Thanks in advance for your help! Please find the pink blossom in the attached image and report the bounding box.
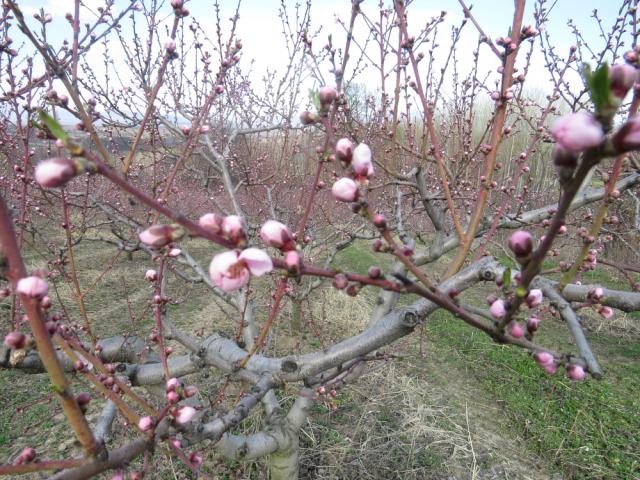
[138,416,153,432]
[175,405,197,424]
[34,158,78,188]
[4,332,27,349]
[208,248,273,292]
[550,112,604,153]
[351,143,374,179]
[508,230,533,258]
[16,276,49,299]
[145,270,157,282]
[598,305,614,319]
[489,299,507,319]
[566,364,586,381]
[543,362,558,375]
[525,289,543,308]
[198,213,223,234]
[331,177,358,202]
[260,220,295,251]
[335,138,354,163]
[168,248,181,257]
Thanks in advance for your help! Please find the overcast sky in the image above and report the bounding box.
[11,1,629,111]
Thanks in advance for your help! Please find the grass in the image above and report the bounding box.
[424,308,640,480]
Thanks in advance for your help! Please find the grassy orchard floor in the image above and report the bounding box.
[0,238,638,479]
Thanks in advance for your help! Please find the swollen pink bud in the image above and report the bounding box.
[76,392,91,406]
[335,138,354,163]
[590,287,604,300]
[34,158,78,188]
[175,405,196,424]
[609,63,637,100]
[170,0,183,8]
[222,215,246,245]
[168,248,181,257]
[526,315,541,332]
[145,270,157,282]
[166,377,180,391]
[166,390,180,404]
[598,305,614,319]
[198,213,223,234]
[509,322,524,338]
[489,299,507,319]
[139,224,178,248]
[284,250,301,274]
[183,385,197,398]
[351,143,374,179]
[138,416,153,432]
[332,273,348,290]
[331,177,358,202]
[566,364,586,381]
[165,40,176,53]
[550,112,604,154]
[4,332,26,349]
[260,220,295,251]
[534,351,554,366]
[189,452,204,467]
[319,86,338,105]
[525,289,543,308]
[508,230,533,258]
[612,115,640,152]
[16,276,49,299]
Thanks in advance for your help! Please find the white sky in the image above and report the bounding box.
[9,1,629,116]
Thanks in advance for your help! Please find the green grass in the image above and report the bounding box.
[425,310,640,480]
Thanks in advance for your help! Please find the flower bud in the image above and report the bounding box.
[16,276,49,299]
[612,115,640,152]
[351,143,374,179]
[332,273,348,290]
[526,315,541,332]
[260,220,295,251]
[4,332,27,350]
[598,305,613,319]
[319,86,338,106]
[509,322,524,338]
[508,230,533,259]
[166,377,180,391]
[145,270,157,281]
[300,111,318,125]
[331,177,358,202]
[367,266,381,278]
[175,405,196,424]
[198,213,224,235]
[166,390,180,404]
[609,63,637,100]
[566,364,586,380]
[335,138,353,164]
[139,224,183,248]
[222,215,246,245]
[138,416,153,432]
[34,158,79,188]
[284,250,301,275]
[525,289,543,308]
[489,299,507,319]
[550,112,604,154]
[190,451,204,467]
